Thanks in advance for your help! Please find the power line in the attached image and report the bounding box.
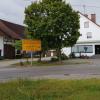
[72,4,100,14]
[72,4,100,8]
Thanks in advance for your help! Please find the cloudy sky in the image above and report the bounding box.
[0,0,100,25]
[0,0,32,25]
[69,0,100,24]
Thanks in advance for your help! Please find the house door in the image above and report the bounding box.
[4,44,15,59]
[95,45,100,54]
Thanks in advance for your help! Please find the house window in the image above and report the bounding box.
[72,45,93,53]
[87,32,92,39]
[78,45,93,53]
[4,36,13,42]
[84,21,89,28]
[16,50,21,55]
[72,45,78,53]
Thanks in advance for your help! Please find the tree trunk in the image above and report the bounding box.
[39,51,42,62]
[57,48,62,62]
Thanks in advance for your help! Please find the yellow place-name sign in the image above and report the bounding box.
[22,39,41,51]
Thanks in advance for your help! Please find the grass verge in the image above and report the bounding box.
[0,79,100,100]
[13,59,91,67]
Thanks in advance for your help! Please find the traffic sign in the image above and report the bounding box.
[22,39,41,51]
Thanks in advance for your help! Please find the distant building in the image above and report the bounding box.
[62,12,100,57]
[0,19,25,59]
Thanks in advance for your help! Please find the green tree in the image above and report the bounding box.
[14,40,22,50]
[24,0,80,61]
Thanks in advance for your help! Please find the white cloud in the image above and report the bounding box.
[0,0,33,25]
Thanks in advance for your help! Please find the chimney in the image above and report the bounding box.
[91,14,96,23]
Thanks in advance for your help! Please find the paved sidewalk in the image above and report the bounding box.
[0,58,38,68]
[0,57,52,68]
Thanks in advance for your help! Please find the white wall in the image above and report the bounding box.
[62,13,100,57]
[0,36,4,56]
[78,13,100,43]
[61,47,71,57]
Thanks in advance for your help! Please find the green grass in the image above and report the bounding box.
[0,79,100,100]
[13,59,91,67]
[14,61,66,67]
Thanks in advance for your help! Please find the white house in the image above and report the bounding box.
[62,12,100,57]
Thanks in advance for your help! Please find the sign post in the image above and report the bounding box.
[22,39,41,66]
[31,52,33,66]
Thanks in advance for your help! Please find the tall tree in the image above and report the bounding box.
[24,0,80,61]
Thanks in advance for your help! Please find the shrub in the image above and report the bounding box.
[0,56,4,60]
[51,57,59,62]
[61,54,68,60]
[15,55,22,59]
[80,55,89,59]
[69,52,76,58]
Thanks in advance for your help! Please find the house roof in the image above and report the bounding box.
[0,19,25,39]
[79,12,100,28]
[0,29,5,36]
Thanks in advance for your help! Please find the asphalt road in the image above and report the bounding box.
[0,59,100,81]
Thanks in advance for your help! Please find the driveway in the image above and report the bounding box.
[0,59,100,81]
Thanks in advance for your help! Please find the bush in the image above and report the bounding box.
[0,56,4,60]
[69,52,76,58]
[61,54,68,60]
[51,57,59,62]
[80,55,89,59]
[15,55,22,59]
